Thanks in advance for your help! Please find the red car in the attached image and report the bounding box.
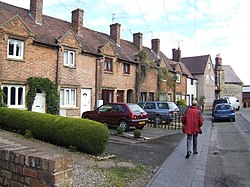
[82,103,148,131]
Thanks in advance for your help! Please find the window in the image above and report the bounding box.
[104,58,113,72]
[124,63,130,74]
[140,92,147,102]
[7,39,24,59]
[64,50,75,67]
[1,85,25,108]
[191,79,194,85]
[208,63,211,70]
[60,88,76,107]
[102,89,113,103]
[206,75,209,85]
[176,73,181,83]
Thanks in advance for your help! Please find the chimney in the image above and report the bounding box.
[172,48,181,62]
[215,54,222,68]
[151,39,160,55]
[71,8,84,35]
[110,23,121,46]
[133,32,143,51]
[30,0,43,25]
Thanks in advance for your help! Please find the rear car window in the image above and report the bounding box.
[128,104,145,113]
[216,104,231,110]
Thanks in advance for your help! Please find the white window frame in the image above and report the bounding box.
[60,88,76,107]
[1,84,25,108]
[64,50,75,67]
[7,39,24,60]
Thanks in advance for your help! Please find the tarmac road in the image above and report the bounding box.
[105,126,184,169]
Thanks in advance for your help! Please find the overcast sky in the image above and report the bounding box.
[2,0,250,85]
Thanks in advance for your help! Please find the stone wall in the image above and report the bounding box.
[0,138,73,187]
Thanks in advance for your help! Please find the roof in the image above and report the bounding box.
[0,2,141,63]
[223,65,242,84]
[181,55,211,74]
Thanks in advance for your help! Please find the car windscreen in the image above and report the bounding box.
[128,104,145,113]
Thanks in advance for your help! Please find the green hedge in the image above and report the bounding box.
[0,107,109,155]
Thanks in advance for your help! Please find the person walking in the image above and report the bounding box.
[181,100,203,158]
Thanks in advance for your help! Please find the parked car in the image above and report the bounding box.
[212,98,229,116]
[221,96,240,111]
[213,103,235,122]
[167,101,180,113]
[138,101,179,125]
[81,103,148,131]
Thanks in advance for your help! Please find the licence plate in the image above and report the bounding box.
[221,114,228,117]
[139,121,145,125]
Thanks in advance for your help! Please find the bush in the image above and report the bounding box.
[0,107,109,155]
[134,129,141,138]
[117,126,124,134]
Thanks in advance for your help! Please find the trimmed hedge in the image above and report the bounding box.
[0,107,109,155]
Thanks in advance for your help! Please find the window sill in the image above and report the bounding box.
[104,71,114,74]
[63,65,76,69]
[6,58,25,62]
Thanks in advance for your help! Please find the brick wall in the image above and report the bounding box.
[0,139,73,187]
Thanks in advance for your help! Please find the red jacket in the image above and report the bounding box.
[181,106,203,135]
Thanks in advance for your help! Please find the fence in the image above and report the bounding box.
[146,106,187,130]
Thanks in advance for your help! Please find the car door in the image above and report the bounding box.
[95,103,112,124]
[109,103,126,126]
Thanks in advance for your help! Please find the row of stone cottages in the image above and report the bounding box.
[0,0,216,117]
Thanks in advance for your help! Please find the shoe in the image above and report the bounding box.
[186,151,191,158]
[194,151,198,154]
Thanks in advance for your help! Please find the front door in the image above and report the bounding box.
[117,90,124,102]
[81,89,91,116]
[32,90,46,113]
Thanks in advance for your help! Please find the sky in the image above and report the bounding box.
[2,0,250,85]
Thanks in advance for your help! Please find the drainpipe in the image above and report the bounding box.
[56,47,60,84]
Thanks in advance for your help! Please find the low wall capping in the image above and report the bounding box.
[0,138,73,187]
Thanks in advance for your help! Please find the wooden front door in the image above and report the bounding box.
[117,90,124,102]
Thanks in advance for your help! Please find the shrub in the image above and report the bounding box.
[24,130,33,139]
[117,126,124,134]
[0,107,109,155]
[134,129,141,138]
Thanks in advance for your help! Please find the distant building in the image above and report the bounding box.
[214,55,243,107]
[242,85,250,107]
[182,55,215,110]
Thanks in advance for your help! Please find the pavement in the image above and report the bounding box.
[146,107,250,187]
[146,111,212,187]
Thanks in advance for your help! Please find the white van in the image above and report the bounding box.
[221,96,240,111]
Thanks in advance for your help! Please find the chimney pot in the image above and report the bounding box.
[71,8,84,35]
[30,0,43,25]
[110,23,121,46]
[172,48,181,62]
[151,39,160,56]
[133,32,143,51]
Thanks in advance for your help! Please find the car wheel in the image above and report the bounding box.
[136,126,144,130]
[232,118,235,122]
[119,120,129,131]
